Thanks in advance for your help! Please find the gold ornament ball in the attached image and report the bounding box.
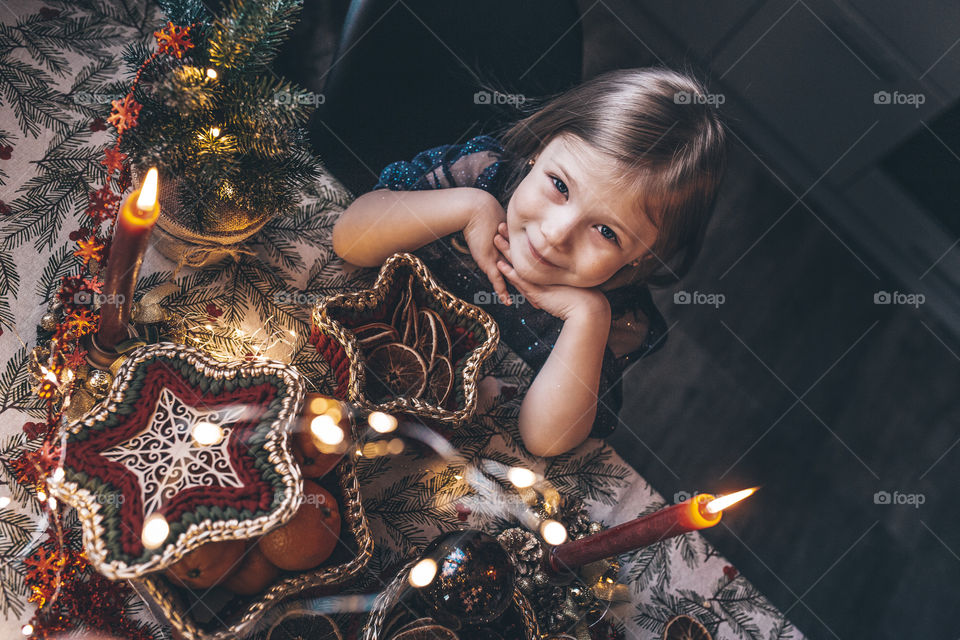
[40,313,58,331]
[85,369,113,396]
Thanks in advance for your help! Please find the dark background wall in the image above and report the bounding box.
[278,1,960,637]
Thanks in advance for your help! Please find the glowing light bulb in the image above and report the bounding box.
[409,558,438,587]
[47,497,57,510]
[0,496,11,509]
[387,438,404,454]
[21,623,33,636]
[507,467,536,488]
[205,68,218,79]
[368,411,398,433]
[209,126,221,138]
[142,513,170,549]
[192,421,223,446]
[36,490,47,503]
[136,167,158,211]
[311,414,344,445]
[308,396,331,414]
[52,467,64,482]
[541,519,568,545]
[323,404,342,424]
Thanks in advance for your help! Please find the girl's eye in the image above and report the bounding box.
[596,224,619,244]
[550,175,568,197]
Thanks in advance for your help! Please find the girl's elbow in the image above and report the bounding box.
[332,219,375,267]
[518,418,585,458]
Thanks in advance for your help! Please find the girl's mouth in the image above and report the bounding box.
[527,237,558,269]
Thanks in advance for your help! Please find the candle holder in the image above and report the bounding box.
[82,331,124,369]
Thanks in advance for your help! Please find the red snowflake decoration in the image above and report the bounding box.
[84,276,103,294]
[107,94,141,134]
[66,309,97,336]
[154,21,194,59]
[73,237,104,267]
[86,185,119,223]
[101,148,127,174]
[89,117,107,132]
[65,348,88,369]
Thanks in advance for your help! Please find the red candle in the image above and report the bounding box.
[96,167,160,351]
[548,489,756,573]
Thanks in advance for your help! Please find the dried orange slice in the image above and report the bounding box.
[401,278,418,346]
[353,322,399,349]
[433,310,453,362]
[366,342,428,399]
[426,354,453,406]
[391,285,409,331]
[662,615,711,640]
[415,308,439,368]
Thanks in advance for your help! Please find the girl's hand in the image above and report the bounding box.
[494,223,610,322]
[462,192,512,305]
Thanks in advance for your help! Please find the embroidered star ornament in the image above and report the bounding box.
[47,342,305,579]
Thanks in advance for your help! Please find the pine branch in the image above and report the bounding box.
[0,248,19,327]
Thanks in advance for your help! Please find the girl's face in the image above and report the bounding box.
[505,133,658,288]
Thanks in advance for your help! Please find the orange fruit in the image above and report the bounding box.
[366,342,428,399]
[292,426,345,478]
[222,541,280,595]
[259,480,341,571]
[426,355,453,406]
[165,539,246,590]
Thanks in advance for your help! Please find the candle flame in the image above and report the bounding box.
[704,487,758,514]
[137,167,158,211]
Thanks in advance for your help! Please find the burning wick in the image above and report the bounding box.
[136,167,158,214]
[703,487,758,515]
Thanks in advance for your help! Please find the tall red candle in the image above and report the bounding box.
[96,167,160,351]
[548,489,755,573]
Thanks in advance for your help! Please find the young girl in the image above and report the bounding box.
[332,67,728,457]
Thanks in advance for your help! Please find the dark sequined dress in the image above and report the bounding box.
[373,135,668,437]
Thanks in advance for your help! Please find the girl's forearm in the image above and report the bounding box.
[332,187,482,267]
[518,307,612,457]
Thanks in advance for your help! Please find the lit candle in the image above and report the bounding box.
[96,168,160,352]
[548,488,757,573]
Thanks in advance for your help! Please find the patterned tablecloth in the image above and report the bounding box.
[0,2,802,638]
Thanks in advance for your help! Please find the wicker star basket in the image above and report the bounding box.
[360,560,542,640]
[137,454,373,640]
[311,252,499,428]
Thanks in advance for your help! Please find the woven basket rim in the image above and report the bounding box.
[312,253,500,427]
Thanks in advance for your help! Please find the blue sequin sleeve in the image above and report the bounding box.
[373,135,505,194]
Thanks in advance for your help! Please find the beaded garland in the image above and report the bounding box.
[47,342,305,579]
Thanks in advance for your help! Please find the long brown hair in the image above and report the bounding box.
[492,66,728,287]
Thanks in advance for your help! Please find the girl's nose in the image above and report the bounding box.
[540,208,578,250]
